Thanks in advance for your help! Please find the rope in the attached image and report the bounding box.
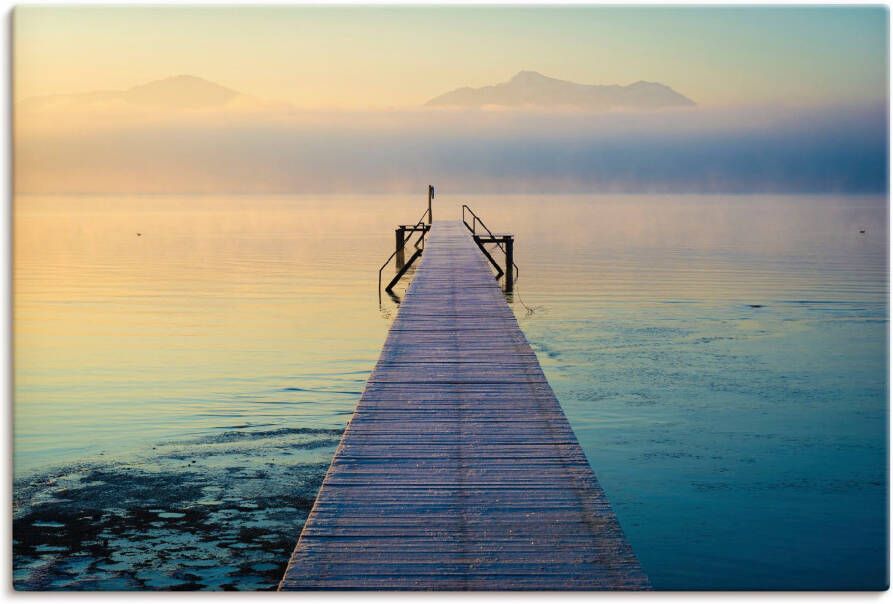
[509,272,543,317]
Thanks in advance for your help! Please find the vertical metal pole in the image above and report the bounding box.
[428,185,434,224]
[504,236,514,292]
[395,227,405,270]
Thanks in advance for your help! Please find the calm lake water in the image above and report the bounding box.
[14,194,888,590]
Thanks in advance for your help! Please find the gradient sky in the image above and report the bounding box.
[14,5,888,109]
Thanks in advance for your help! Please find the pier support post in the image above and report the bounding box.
[395,227,406,270]
[504,235,514,292]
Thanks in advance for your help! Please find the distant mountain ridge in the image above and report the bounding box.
[19,75,249,111]
[19,72,694,113]
[426,71,695,110]
[119,75,241,108]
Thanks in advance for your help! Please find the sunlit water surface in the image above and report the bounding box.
[14,194,888,590]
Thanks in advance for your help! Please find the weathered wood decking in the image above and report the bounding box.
[279,220,649,590]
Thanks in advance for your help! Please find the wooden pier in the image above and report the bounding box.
[280,219,649,590]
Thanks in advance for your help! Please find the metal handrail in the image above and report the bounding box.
[377,207,431,294]
[461,204,519,282]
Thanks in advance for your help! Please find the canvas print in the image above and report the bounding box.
[12,5,889,591]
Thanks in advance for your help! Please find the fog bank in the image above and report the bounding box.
[15,104,887,194]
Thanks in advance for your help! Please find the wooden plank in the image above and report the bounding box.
[279,220,649,591]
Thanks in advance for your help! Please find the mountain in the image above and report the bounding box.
[18,75,250,112]
[118,75,241,109]
[426,71,695,110]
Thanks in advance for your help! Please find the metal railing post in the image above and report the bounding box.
[428,185,434,224]
[504,236,514,292]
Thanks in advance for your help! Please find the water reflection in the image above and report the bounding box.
[14,193,888,590]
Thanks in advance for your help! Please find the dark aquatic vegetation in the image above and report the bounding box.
[13,428,339,590]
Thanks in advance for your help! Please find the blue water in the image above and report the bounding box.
[13,194,888,589]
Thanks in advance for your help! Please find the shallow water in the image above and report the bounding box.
[14,194,888,590]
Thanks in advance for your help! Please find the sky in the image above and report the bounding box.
[14,6,889,109]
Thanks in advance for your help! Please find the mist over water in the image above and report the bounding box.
[15,104,887,195]
[14,194,888,589]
